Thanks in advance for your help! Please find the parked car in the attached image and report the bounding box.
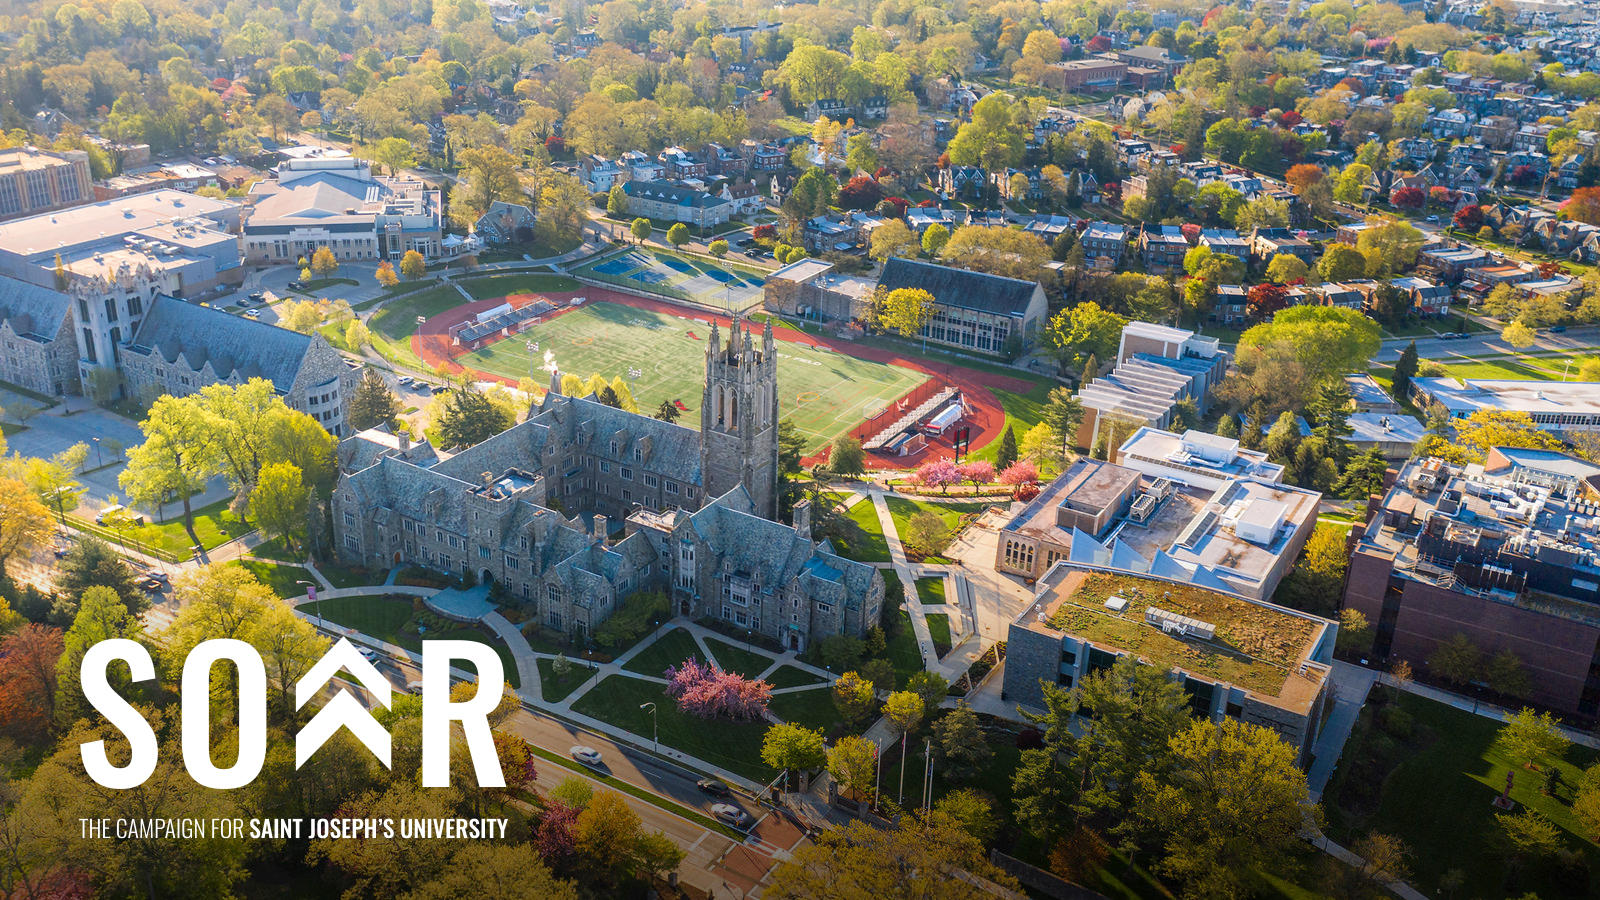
[397,375,414,386]
[243,309,261,319]
[570,746,604,768]
[288,280,306,291]
[144,570,168,583]
[1550,325,1567,333]
[696,778,732,798]
[711,804,752,829]
[247,291,265,303]
[141,577,165,592]
[95,504,145,526]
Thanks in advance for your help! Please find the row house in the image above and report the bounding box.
[1505,150,1551,180]
[1080,222,1129,269]
[1559,155,1586,190]
[741,141,788,173]
[1388,276,1452,317]
[1418,245,1494,282]
[1513,124,1555,154]
[1198,228,1251,259]
[702,143,748,178]
[940,165,987,200]
[1313,282,1367,310]
[1474,115,1519,150]
[1248,228,1315,266]
[660,147,706,180]
[1139,225,1190,275]
[1213,284,1247,324]
[579,154,624,192]
[905,206,960,234]
[1392,137,1438,169]
[619,150,664,182]
[1429,109,1475,140]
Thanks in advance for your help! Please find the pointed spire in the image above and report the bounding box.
[708,320,719,358]
[547,366,562,397]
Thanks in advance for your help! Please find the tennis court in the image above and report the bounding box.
[574,249,768,312]
[458,301,926,453]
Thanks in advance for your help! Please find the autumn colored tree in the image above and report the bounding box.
[375,261,399,288]
[838,175,883,210]
[1246,282,1292,320]
[400,250,426,281]
[1390,186,1425,210]
[0,624,63,739]
[1284,164,1324,196]
[1564,186,1600,226]
[1453,204,1485,230]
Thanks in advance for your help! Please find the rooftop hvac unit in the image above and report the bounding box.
[1105,595,1130,612]
[1145,606,1217,642]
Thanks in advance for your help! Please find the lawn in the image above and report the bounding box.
[704,637,776,679]
[300,594,519,688]
[1435,357,1564,381]
[317,558,384,589]
[368,284,474,370]
[885,496,989,562]
[458,301,926,454]
[767,666,826,689]
[916,576,948,605]
[966,381,1054,465]
[621,628,704,677]
[768,687,845,733]
[458,272,580,300]
[69,496,252,560]
[925,613,952,659]
[1323,688,1600,897]
[826,497,890,563]
[233,560,315,598]
[571,675,775,783]
[537,657,591,703]
[886,608,925,687]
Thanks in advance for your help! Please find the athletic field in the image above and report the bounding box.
[458,301,926,453]
[573,248,767,312]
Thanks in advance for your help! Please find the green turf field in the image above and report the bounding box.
[459,301,926,453]
[572,248,769,311]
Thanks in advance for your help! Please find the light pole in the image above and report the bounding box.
[640,701,657,753]
[91,437,103,469]
[298,580,320,629]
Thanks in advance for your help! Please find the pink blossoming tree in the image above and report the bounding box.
[956,460,995,490]
[999,461,1039,486]
[665,659,772,720]
[916,458,961,493]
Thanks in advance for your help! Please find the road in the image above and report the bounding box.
[1373,324,1600,362]
[328,633,806,898]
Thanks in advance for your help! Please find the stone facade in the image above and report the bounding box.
[332,323,880,651]
[700,318,779,520]
[0,278,79,396]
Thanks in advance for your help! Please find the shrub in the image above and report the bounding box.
[591,590,669,650]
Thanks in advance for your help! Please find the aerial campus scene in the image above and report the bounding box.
[6,0,1600,897]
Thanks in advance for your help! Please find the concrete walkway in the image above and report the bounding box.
[1307,664,1379,801]
[868,488,941,672]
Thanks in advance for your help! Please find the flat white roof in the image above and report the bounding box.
[1416,377,1600,416]
[1123,320,1193,344]
[0,190,237,258]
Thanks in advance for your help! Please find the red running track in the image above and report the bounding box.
[411,285,1040,469]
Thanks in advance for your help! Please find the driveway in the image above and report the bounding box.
[7,404,144,513]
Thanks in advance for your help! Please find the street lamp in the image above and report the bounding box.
[91,437,103,469]
[297,580,320,629]
[640,701,657,753]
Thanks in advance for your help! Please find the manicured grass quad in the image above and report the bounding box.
[459,301,926,454]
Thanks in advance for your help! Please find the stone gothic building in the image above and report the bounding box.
[332,318,883,652]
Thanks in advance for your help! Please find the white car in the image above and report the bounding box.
[711,804,752,829]
[357,647,381,664]
[570,745,603,767]
[406,680,423,694]
[397,375,414,386]
[243,309,261,319]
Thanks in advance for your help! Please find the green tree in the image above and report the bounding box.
[832,670,878,726]
[1497,708,1568,768]
[249,461,309,552]
[921,223,950,256]
[845,131,877,174]
[783,167,837,221]
[1044,301,1127,374]
[1334,448,1391,501]
[1136,719,1314,899]
[654,399,680,423]
[433,382,516,449]
[119,394,213,532]
[1487,649,1532,699]
[1317,244,1368,282]
[1265,254,1310,284]
[947,93,1026,170]
[932,704,991,782]
[869,220,921,262]
[995,426,1018,471]
[829,436,865,477]
[1011,747,1073,842]
[1065,656,1190,823]
[1427,633,1484,688]
[450,146,525,228]
[827,734,877,801]
[1356,219,1425,277]
[764,809,1020,898]
[665,223,690,248]
[904,511,949,556]
[348,369,401,432]
[53,585,142,727]
[1041,386,1085,458]
[708,238,729,258]
[630,217,652,243]
[878,287,937,345]
[1502,320,1536,349]
[762,723,827,779]
[1392,340,1419,401]
[53,537,143,616]
[606,182,629,218]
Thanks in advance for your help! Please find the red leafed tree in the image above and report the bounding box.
[838,175,884,210]
[544,135,565,154]
[957,460,995,488]
[917,198,936,207]
[1510,165,1536,185]
[1278,110,1303,128]
[534,801,579,864]
[1563,187,1600,225]
[1429,186,1453,206]
[936,151,951,168]
[665,659,772,720]
[1538,261,1566,278]
[999,461,1039,485]
[1285,164,1323,195]
[753,224,777,239]
[1248,105,1267,118]
[1453,204,1486,229]
[882,196,909,217]
[0,624,62,739]
[1086,35,1112,52]
[1180,222,1202,242]
[1246,282,1292,320]
[1391,186,1425,209]
[916,458,961,493]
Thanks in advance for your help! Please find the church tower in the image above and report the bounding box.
[700,317,779,519]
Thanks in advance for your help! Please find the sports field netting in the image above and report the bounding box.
[459,301,927,453]
[574,249,767,311]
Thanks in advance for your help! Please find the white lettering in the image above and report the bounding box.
[421,642,505,788]
[79,639,158,789]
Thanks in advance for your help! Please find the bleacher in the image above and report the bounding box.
[454,299,558,346]
[862,386,959,451]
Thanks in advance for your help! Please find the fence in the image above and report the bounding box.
[846,376,955,446]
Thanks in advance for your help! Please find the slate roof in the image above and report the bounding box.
[877,257,1038,318]
[0,277,70,342]
[622,179,731,210]
[126,296,315,391]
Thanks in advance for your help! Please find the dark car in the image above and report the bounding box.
[1550,325,1567,333]
[247,291,265,303]
[288,280,306,291]
[696,778,731,798]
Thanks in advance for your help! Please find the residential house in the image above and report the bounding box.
[1388,276,1452,316]
[619,151,664,182]
[578,155,624,192]
[718,181,765,216]
[620,180,733,228]
[742,141,788,173]
[1429,109,1475,139]
[1080,222,1129,269]
[1198,228,1251,259]
[1213,284,1248,324]
[995,167,1044,200]
[1139,225,1191,274]
[805,99,852,121]
[659,147,706,180]
[1248,228,1315,266]
[939,166,988,200]
[703,143,748,178]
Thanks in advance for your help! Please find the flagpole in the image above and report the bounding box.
[873,738,882,811]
